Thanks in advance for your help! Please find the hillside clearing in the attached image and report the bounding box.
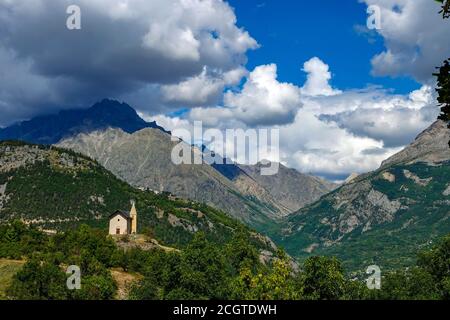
[0,259,25,300]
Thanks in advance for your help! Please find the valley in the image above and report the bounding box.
[276,120,450,271]
[0,100,449,276]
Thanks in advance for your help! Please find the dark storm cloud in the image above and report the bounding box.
[0,0,257,126]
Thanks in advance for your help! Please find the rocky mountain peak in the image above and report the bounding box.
[344,173,359,184]
[0,99,168,145]
[381,120,450,168]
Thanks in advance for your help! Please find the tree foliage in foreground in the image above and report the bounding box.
[436,0,450,18]
[1,221,448,300]
[434,1,450,146]
[435,59,450,147]
[2,223,118,300]
[373,234,450,300]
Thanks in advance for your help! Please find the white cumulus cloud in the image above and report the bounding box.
[181,57,437,179]
[362,0,450,83]
[187,64,302,127]
[301,57,342,97]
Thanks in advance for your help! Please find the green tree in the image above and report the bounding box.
[7,258,69,300]
[51,225,119,268]
[377,267,440,300]
[225,230,259,271]
[131,233,234,300]
[417,234,450,299]
[128,278,160,300]
[175,232,229,299]
[230,250,298,300]
[129,250,182,300]
[72,274,117,300]
[0,220,47,259]
[298,256,347,300]
[435,59,450,147]
[374,233,449,300]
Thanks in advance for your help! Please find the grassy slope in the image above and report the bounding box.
[0,259,25,299]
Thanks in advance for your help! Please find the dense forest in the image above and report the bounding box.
[0,221,448,300]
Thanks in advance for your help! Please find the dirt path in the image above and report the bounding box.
[110,268,142,300]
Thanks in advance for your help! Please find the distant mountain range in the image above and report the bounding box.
[2,99,448,272]
[0,99,336,229]
[0,99,168,145]
[236,162,337,212]
[57,127,336,228]
[276,120,450,271]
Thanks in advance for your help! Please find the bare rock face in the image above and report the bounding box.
[443,185,450,196]
[0,182,7,210]
[310,120,450,241]
[381,120,450,167]
[403,169,433,186]
[57,128,315,225]
[381,171,396,182]
[324,181,401,236]
[366,189,401,216]
[344,173,359,184]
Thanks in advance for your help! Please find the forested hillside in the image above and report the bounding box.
[0,141,274,252]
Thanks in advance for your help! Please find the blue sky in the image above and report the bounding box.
[228,0,420,94]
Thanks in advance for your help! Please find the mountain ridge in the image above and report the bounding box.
[0,99,340,230]
[0,99,168,145]
[56,125,337,226]
[381,120,450,168]
[276,120,450,271]
[56,127,283,227]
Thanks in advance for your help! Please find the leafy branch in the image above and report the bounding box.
[436,0,450,18]
[434,1,450,147]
